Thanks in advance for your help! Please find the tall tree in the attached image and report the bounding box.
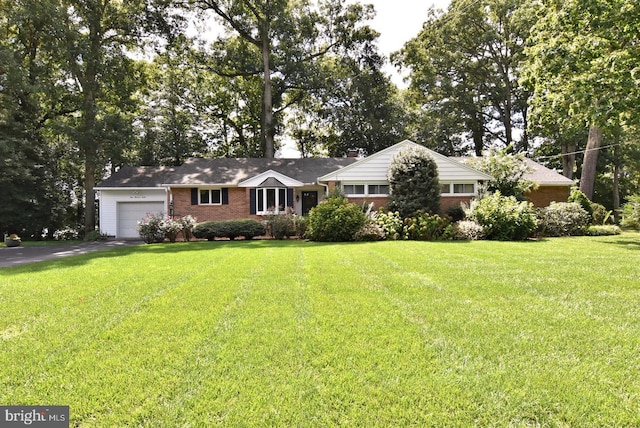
[51,0,178,232]
[0,0,76,236]
[191,0,378,158]
[396,0,537,156]
[289,43,406,157]
[523,0,640,199]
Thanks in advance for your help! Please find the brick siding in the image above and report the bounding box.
[526,186,570,207]
[172,187,261,222]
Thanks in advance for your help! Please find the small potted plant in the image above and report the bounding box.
[5,233,21,247]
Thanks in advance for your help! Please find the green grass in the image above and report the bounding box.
[1,235,640,426]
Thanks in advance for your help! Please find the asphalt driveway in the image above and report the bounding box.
[0,240,142,268]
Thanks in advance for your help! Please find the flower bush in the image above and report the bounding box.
[160,217,184,242]
[537,202,590,237]
[53,227,79,241]
[180,215,197,241]
[137,213,168,244]
[403,211,454,241]
[467,191,538,240]
[375,210,404,240]
[453,220,486,240]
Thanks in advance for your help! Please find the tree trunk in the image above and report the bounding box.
[261,26,274,158]
[613,162,620,223]
[561,141,577,179]
[579,125,602,199]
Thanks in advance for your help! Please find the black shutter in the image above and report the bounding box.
[249,189,257,214]
[287,188,294,208]
[191,188,198,205]
[222,188,229,205]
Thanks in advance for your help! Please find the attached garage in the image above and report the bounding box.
[95,166,175,239]
[117,201,165,238]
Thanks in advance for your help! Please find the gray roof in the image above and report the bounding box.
[96,166,176,188]
[455,157,574,186]
[96,158,359,188]
[165,157,359,186]
[522,158,575,186]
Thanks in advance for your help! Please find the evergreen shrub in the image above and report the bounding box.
[306,196,366,242]
[621,195,640,229]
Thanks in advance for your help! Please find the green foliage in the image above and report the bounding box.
[468,191,538,240]
[465,149,536,199]
[397,0,537,154]
[567,188,593,218]
[306,196,366,242]
[445,205,466,223]
[586,225,622,236]
[621,195,640,229]
[387,145,441,218]
[84,230,109,241]
[374,210,404,240]
[590,203,612,225]
[537,202,591,237]
[403,212,453,241]
[353,222,385,242]
[193,220,266,241]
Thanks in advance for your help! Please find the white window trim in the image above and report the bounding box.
[441,182,477,196]
[199,188,222,205]
[256,188,288,215]
[342,182,390,197]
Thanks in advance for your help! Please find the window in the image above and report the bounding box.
[368,184,390,195]
[440,183,451,194]
[257,188,287,213]
[453,183,475,194]
[343,184,365,195]
[343,184,389,196]
[199,189,222,205]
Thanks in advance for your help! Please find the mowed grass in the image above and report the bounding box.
[1,235,639,426]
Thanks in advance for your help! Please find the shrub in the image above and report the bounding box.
[590,203,612,225]
[53,227,80,241]
[467,191,538,240]
[454,220,486,240]
[235,219,266,239]
[354,222,385,241]
[464,148,536,200]
[306,196,366,242]
[587,225,622,236]
[84,230,109,241]
[160,218,184,242]
[265,209,296,240]
[568,188,593,217]
[294,216,307,238]
[537,202,590,237]
[621,195,640,229]
[403,211,453,241]
[375,210,404,240]
[193,219,266,241]
[387,145,441,218]
[137,213,166,244]
[180,215,197,241]
[445,205,466,222]
[193,220,266,240]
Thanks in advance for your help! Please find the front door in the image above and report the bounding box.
[301,191,318,216]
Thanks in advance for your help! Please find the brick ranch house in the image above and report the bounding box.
[96,140,574,238]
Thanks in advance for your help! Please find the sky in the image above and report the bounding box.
[360,0,451,85]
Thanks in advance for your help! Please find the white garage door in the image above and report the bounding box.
[117,202,165,238]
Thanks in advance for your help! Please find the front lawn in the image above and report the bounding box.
[1,235,639,426]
